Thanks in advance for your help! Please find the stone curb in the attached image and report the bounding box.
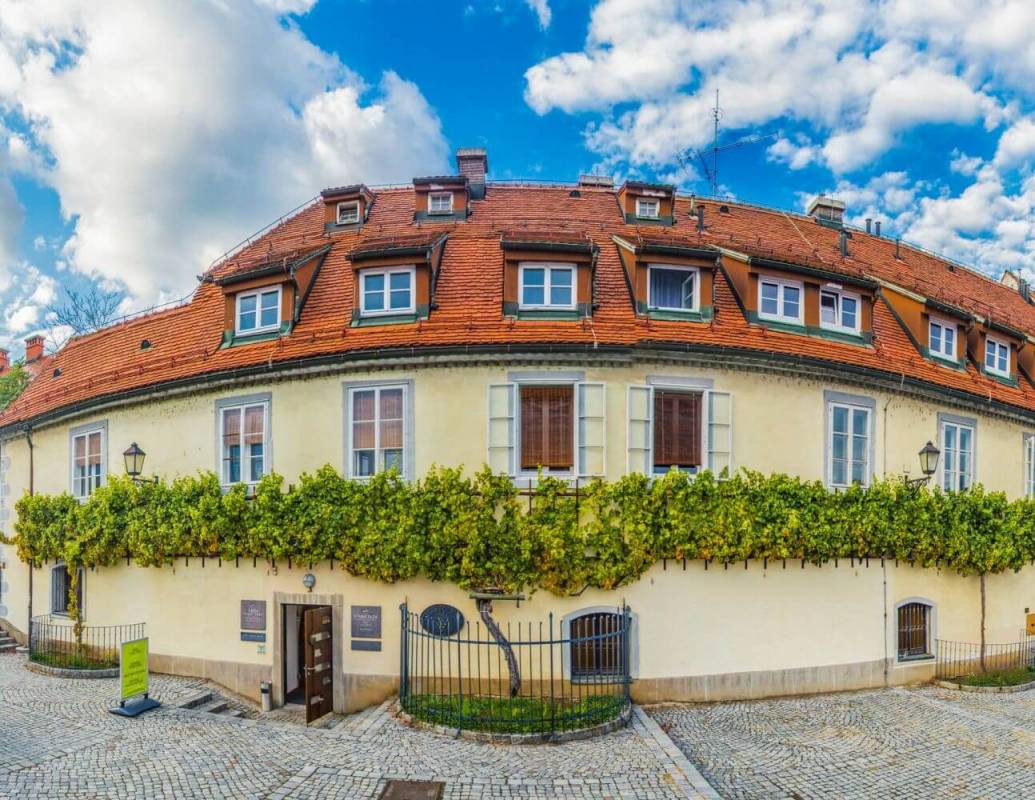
[932,677,1035,693]
[633,707,724,800]
[23,661,118,679]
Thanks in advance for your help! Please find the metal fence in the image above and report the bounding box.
[29,615,144,670]
[399,603,632,736]
[935,637,1035,680]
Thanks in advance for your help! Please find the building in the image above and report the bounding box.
[1,149,1034,712]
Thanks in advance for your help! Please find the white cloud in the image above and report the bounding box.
[0,0,449,306]
[524,0,552,29]
[994,116,1035,169]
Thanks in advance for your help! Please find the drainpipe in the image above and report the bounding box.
[26,427,33,628]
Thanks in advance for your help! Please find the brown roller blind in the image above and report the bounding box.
[653,390,702,468]
[520,385,574,470]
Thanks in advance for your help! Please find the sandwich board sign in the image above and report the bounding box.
[109,637,161,717]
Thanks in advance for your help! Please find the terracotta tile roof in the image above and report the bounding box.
[5,184,1035,430]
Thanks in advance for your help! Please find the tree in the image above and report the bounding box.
[0,362,30,410]
[47,286,122,336]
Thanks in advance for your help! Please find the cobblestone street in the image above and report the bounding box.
[650,685,1035,800]
[0,654,712,799]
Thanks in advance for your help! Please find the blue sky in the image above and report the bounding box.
[2,0,1035,358]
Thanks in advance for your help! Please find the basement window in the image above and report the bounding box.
[570,610,625,679]
[897,601,932,661]
[236,287,281,336]
[635,198,660,219]
[428,192,453,215]
[336,201,360,225]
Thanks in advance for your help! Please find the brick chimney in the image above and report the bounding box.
[456,147,488,200]
[0,348,8,373]
[25,335,44,363]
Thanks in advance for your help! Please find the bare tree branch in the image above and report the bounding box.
[47,286,123,336]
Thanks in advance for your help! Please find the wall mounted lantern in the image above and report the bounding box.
[123,443,158,485]
[302,573,316,593]
[905,441,940,492]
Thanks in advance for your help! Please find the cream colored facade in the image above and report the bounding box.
[1,359,1033,710]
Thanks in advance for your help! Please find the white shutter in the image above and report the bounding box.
[707,390,733,477]
[627,385,653,475]
[577,382,606,478]
[487,383,517,476]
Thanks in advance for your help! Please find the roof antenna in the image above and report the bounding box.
[677,88,775,197]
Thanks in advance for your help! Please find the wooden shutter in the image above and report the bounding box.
[519,386,574,470]
[653,390,702,468]
[577,382,606,477]
[707,391,733,477]
[487,384,516,475]
[627,386,652,475]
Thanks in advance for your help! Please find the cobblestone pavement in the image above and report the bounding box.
[0,654,710,799]
[649,685,1035,800]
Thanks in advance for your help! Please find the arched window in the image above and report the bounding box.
[569,610,625,679]
[897,601,932,660]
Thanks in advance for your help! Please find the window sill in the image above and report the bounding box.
[896,654,934,665]
[646,307,713,323]
[624,213,674,226]
[513,309,582,321]
[414,210,468,222]
[219,324,290,349]
[350,312,423,327]
[982,369,1018,387]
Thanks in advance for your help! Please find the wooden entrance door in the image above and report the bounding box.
[303,606,333,723]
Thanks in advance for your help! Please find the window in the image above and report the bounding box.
[648,265,698,312]
[71,425,105,499]
[635,198,659,219]
[652,390,702,474]
[819,288,860,334]
[220,400,269,486]
[570,611,625,679]
[348,385,406,478]
[828,402,871,487]
[360,267,415,316]
[758,278,803,324]
[929,318,956,361]
[428,192,453,214]
[519,385,574,472]
[897,602,932,660]
[1026,435,1035,499]
[51,563,83,617]
[519,263,575,310]
[941,417,974,491]
[336,201,360,225]
[984,336,1010,377]
[236,287,281,335]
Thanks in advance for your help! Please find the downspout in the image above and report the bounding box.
[26,427,33,628]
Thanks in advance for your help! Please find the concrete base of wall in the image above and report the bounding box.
[342,673,398,714]
[151,653,271,703]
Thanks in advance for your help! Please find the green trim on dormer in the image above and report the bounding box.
[920,348,968,372]
[645,306,713,323]
[415,209,469,222]
[218,321,292,350]
[982,369,1019,388]
[624,213,674,226]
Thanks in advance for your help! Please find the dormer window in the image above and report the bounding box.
[929,318,956,362]
[336,201,360,225]
[236,287,281,336]
[985,336,1010,377]
[428,192,453,215]
[636,198,660,219]
[819,288,860,334]
[519,263,575,310]
[648,265,698,312]
[360,266,415,317]
[758,277,803,325]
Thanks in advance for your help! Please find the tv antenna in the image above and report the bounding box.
[679,89,776,196]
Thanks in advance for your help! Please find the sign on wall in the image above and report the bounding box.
[420,604,465,637]
[240,600,267,631]
[351,605,381,638]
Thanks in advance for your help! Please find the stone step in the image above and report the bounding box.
[221,708,245,719]
[0,637,15,646]
[196,699,229,715]
[177,691,214,710]
[0,642,16,653]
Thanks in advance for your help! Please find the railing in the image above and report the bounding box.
[399,603,631,737]
[935,636,1035,680]
[29,615,144,670]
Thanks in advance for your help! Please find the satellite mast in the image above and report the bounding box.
[679,88,775,196]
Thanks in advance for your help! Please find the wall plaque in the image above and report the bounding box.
[240,631,266,643]
[240,600,267,631]
[420,604,464,637]
[351,640,381,652]
[351,605,381,639]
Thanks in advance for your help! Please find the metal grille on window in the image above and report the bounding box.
[352,387,404,477]
[519,386,574,471]
[653,391,701,473]
[570,612,623,678]
[897,602,930,659]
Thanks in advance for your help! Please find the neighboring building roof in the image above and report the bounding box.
[5,183,1035,431]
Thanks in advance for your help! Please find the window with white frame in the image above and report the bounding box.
[519,263,575,310]
[71,424,105,499]
[236,287,281,336]
[336,201,360,225]
[928,318,957,361]
[940,416,974,491]
[758,278,803,324]
[648,265,698,312]
[359,267,415,316]
[819,288,860,334]
[1025,434,1035,498]
[428,192,453,214]
[635,198,660,219]
[627,384,732,477]
[984,336,1010,377]
[347,384,407,478]
[827,400,871,487]
[486,380,605,478]
[219,400,269,486]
